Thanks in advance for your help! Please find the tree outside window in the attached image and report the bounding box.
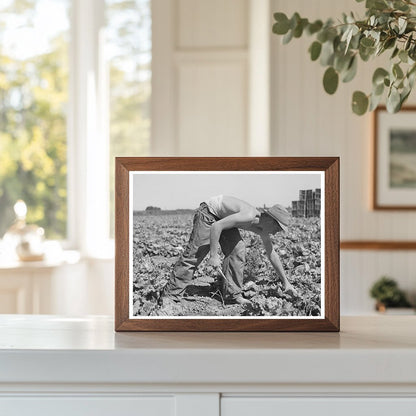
[0,0,151,243]
[0,0,70,239]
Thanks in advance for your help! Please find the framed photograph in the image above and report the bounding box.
[374,106,416,210]
[115,157,339,331]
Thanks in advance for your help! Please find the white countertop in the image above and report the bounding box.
[0,315,415,386]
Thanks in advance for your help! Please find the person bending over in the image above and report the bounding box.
[162,195,297,305]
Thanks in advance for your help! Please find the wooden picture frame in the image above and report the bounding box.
[115,157,339,332]
[373,106,416,210]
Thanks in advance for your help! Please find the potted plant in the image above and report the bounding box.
[369,276,413,313]
[272,0,416,115]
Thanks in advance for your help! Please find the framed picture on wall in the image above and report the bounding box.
[374,106,416,209]
[115,157,339,332]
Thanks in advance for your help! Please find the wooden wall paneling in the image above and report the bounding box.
[152,0,250,157]
[177,0,248,49]
[177,59,247,156]
[151,0,177,155]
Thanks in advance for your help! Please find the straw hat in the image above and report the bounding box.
[263,204,291,232]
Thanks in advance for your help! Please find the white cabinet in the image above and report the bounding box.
[1,316,416,416]
[3,395,416,416]
[222,398,416,416]
[1,397,175,416]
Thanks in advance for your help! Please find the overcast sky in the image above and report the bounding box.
[132,172,323,210]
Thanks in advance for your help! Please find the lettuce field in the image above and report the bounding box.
[132,212,322,317]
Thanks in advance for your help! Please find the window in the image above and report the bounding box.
[0,0,151,252]
[0,0,70,239]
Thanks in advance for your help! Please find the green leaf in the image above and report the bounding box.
[393,63,404,79]
[334,52,352,73]
[293,18,309,38]
[408,63,416,78]
[369,92,383,111]
[396,79,405,89]
[408,67,416,88]
[309,41,322,61]
[333,35,341,51]
[307,20,323,35]
[393,0,409,11]
[323,67,339,94]
[290,12,301,30]
[409,44,416,61]
[325,27,339,42]
[320,40,335,66]
[342,56,357,83]
[359,44,375,61]
[400,87,411,106]
[399,49,408,63]
[350,32,361,49]
[374,82,385,96]
[391,47,399,59]
[377,13,389,25]
[383,37,396,50]
[359,37,377,61]
[317,30,328,43]
[273,13,290,35]
[282,29,293,44]
[372,67,389,86]
[360,37,375,48]
[366,0,388,10]
[386,87,401,113]
[352,91,369,115]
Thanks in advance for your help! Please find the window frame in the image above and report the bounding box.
[67,0,111,257]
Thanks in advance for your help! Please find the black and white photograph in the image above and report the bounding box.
[129,171,324,318]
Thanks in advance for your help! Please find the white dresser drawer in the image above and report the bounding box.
[221,397,416,416]
[0,396,175,416]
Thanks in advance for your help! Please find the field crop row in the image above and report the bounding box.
[132,213,322,317]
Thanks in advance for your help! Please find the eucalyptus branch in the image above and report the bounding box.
[272,0,416,115]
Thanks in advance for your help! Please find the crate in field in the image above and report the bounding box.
[292,188,321,218]
[312,190,321,201]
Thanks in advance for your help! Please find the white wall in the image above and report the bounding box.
[62,0,416,316]
[152,0,271,156]
[271,0,416,313]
